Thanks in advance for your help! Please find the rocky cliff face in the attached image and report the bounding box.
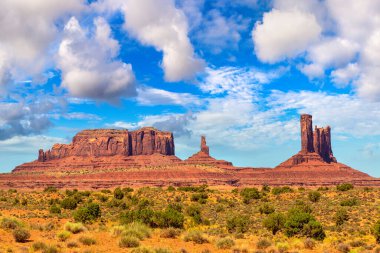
[314,126,337,163]
[38,127,175,161]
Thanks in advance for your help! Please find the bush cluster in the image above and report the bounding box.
[336,183,354,191]
[240,187,261,204]
[73,203,101,223]
[271,186,293,195]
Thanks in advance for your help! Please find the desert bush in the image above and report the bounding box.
[186,205,203,224]
[131,247,154,253]
[120,208,155,226]
[42,245,59,253]
[317,186,329,191]
[155,248,172,253]
[0,217,21,230]
[67,241,79,248]
[284,208,325,240]
[64,222,86,234]
[57,230,71,241]
[177,185,207,192]
[119,235,141,248]
[44,186,58,193]
[123,222,151,240]
[190,192,208,204]
[340,198,358,207]
[263,212,285,235]
[304,238,315,249]
[183,230,208,244]
[73,203,101,223]
[49,205,61,214]
[114,187,124,200]
[262,184,271,192]
[32,242,47,251]
[337,243,350,253]
[373,220,380,243]
[308,191,321,202]
[259,203,275,214]
[240,187,261,203]
[60,197,78,210]
[13,228,30,242]
[160,227,181,238]
[167,186,176,191]
[336,183,354,191]
[335,208,349,226]
[227,215,250,233]
[79,236,96,245]
[216,237,235,249]
[272,186,293,195]
[153,207,184,228]
[123,187,134,193]
[256,238,272,249]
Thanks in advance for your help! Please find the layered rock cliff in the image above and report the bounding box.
[38,127,175,161]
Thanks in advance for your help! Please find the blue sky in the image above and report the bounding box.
[1,0,380,177]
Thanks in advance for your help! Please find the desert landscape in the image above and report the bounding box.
[0,114,380,252]
[1,1,379,252]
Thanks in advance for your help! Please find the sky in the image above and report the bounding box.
[0,0,380,177]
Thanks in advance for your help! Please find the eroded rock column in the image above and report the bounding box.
[301,114,314,153]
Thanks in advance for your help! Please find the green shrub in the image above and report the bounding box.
[42,245,59,253]
[13,228,30,242]
[0,217,21,230]
[262,185,271,192]
[57,230,71,241]
[317,186,329,191]
[186,205,203,224]
[335,208,349,226]
[50,205,61,214]
[73,203,101,223]
[183,230,208,244]
[308,191,321,203]
[61,197,78,210]
[259,203,275,214]
[167,186,176,191]
[336,183,354,191]
[227,215,250,233]
[240,187,261,203]
[79,236,96,245]
[114,187,125,200]
[120,208,155,226]
[190,193,208,203]
[123,222,151,240]
[44,186,58,193]
[373,220,380,243]
[256,238,272,249]
[272,186,293,195]
[131,247,154,253]
[216,237,235,249]
[340,198,358,207]
[64,222,86,234]
[284,208,325,240]
[263,212,285,235]
[119,235,140,248]
[153,207,184,228]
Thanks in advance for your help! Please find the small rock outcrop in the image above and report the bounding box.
[38,127,175,162]
[185,136,233,168]
[276,114,337,168]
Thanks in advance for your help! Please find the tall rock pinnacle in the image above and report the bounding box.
[200,136,210,155]
[300,114,315,153]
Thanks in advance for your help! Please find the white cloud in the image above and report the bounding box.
[118,0,205,82]
[136,86,201,106]
[57,17,136,102]
[331,63,360,87]
[0,135,67,153]
[252,8,321,63]
[0,0,84,87]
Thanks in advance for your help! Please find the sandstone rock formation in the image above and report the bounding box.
[276,114,337,168]
[185,136,233,168]
[38,128,175,162]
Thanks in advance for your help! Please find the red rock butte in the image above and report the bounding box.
[0,114,379,189]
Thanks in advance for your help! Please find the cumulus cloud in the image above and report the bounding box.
[253,0,380,101]
[119,0,204,82]
[252,9,321,63]
[57,17,136,102]
[0,100,53,140]
[0,0,84,87]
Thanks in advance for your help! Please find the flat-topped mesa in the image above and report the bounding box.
[38,127,175,162]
